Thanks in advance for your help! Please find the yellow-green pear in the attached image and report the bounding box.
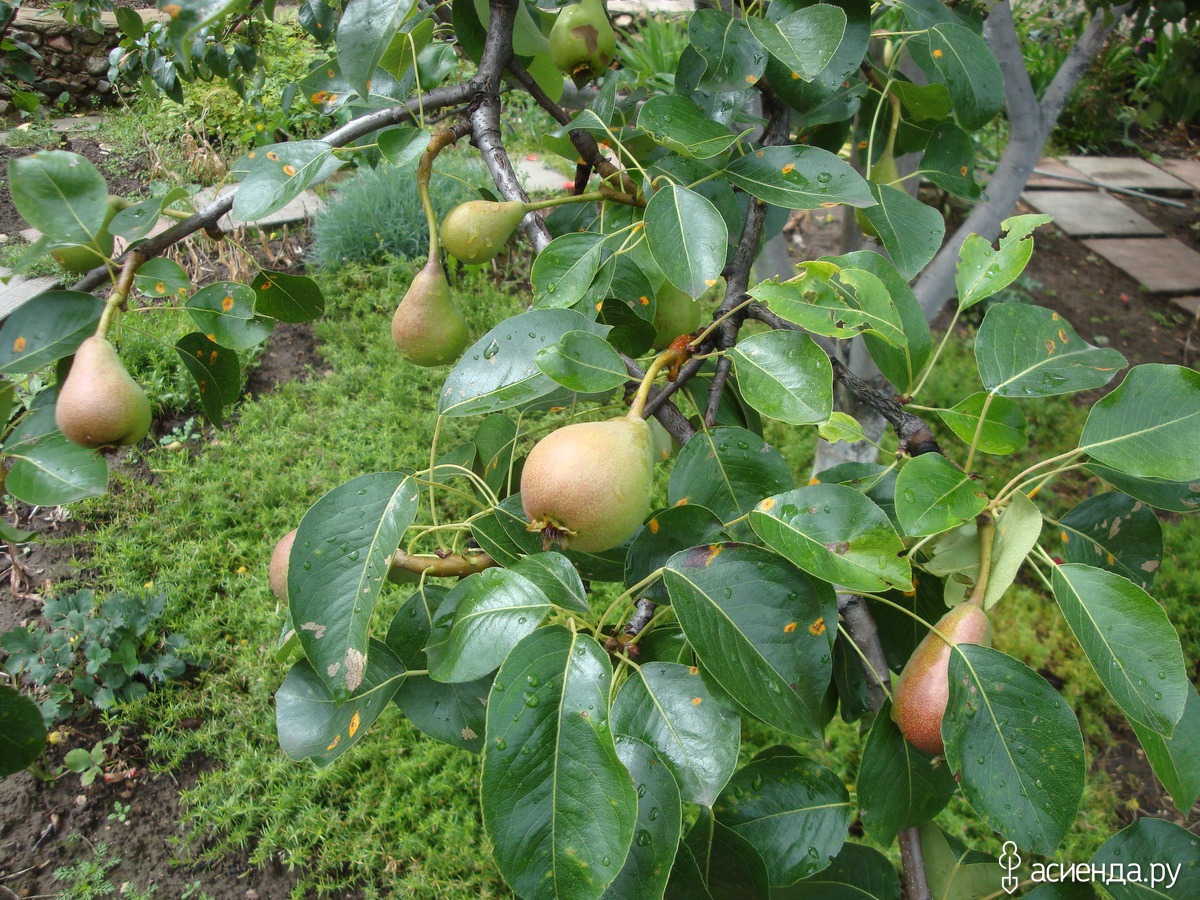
[391,258,471,367]
[549,0,617,88]
[55,336,152,448]
[441,200,527,265]
[651,282,702,350]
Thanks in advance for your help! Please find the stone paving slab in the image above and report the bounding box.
[1083,238,1200,295]
[193,186,324,230]
[1158,158,1200,193]
[511,157,573,194]
[1062,156,1194,194]
[1021,190,1163,238]
[1026,158,1094,190]
[1170,295,1199,317]
[0,269,59,321]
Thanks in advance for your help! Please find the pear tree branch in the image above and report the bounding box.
[388,549,497,579]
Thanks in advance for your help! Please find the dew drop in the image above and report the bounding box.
[648,807,660,820]
[817,172,832,183]
[750,774,763,791]
[528,674,540,687]
[303,561,312,570]
[348,550,359,561]
[484,340,501,359]
[524,692,540,708]
[636,829,652,847]
[495,739,506,751]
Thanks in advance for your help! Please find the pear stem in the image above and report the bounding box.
[417,129,465,261]
[520,190,606,213]
[967,514,994,608]
[689,298,753,350]
[629,350,681,419]
[95,251,145,341]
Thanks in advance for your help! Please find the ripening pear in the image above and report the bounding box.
[51,195,126,274]
[549,0,617,88]
[651,282,702,351]
[892,602,992,755]
[269,529,297,600]
[441,200,527,265]
[521,413,654,552]
[55,336,152,448]
[855,149,901,238]
[391,258,471,367]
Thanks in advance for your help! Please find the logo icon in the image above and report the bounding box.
[999,841,1021,894]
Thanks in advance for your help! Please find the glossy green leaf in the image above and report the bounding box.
[481,627,636,900]
[602,737,682,900]
[175,333,240,428]
[470,494,542,566]
[536,329,629,394]
[108,186,188,240]
[253,269,326,323]
[773,842,901,900]
[956,214,1052,310]
[728,330,833,426]
[624,505,726,603]
[0,518,37,544]
[858,699,956,844]
[1091,818,1200,900]
[894,453,989,537]
[664,543,837,738]
[473,414,519,498]
[817,412,865,445]
[750,484,911,592]
[928,23,1004,130]
[937,391,1028,455]
[133,257,192,298]
[831,630,870,723]
[667,426,794,529]
[745,4,845,83]
[713,754,851,886]
[336,0,418,97]
[0,291,104,375]
[611,661,740,807]
[919,122,982,199]
[1079,364,1200,482]
[510,552,589,614]
[1052,563,1187,736]
[664,841,712,900]
[275,638,405,766]
[1059,492,1162,589]
[233,140,339,222]
[288,472,419,698]
[859,182,945,280]
[425,568,552,683]
[186,282,273,350]
[0,685,45,777]
[892,80,952,121]
[646,185,727,298]
[748,276,879,344]
[944,644,1086,853]
[918,824,1006,900]
[1085,463,1200,513]
[531,233,607,310]
[983,490,1042,609]
[681,807,770,900]
[976,304,1127,397]
[378,125,430,167]
[386,584,489,753]
[8,150,108,244]
[725,145,873,210]
[688,9,766,92]
[1130,682,1200,815]
[637,95,739,159]
[6,432,107,506]
[438,309,608,416]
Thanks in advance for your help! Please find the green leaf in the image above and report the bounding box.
[481,627,637,900]
[439,309,608,416]
[134,257,193,298]
[750,484,911,592]
[1085,464,1200,513]
[531,233,607,310]
[386,585,489,753]
[646,185,728,298]
[611,661,740,807]
[919,122,982,199]
[817,412,865,445]
[956,214,1052,310]
[472,414,519,498]
[688,9,766,92]
[727,330,833,426]
[976,304,1127,397]
[745,5,845,83]
[535,330,629,394]
[983,490,1042,609]
[233,140,339,222]
[713,754,851,886]
[664,543,837,738]
[6,432,107,506]
[471,494,542,566]
[1051,563,1187,736]
[725,145,873,210]
[637,96,740,160]
[509,552,588,614]
[1079,364,1200,482]
[1091,818,1200,900]
[0,291,104,374]
[892,80,952,121]
[681,807,770,900]
[186,282,273,350]
[748,275,878,344]
[108,186,189,241]
[0,684,46,777]
[174,333,240,428]
[275,639,405,766]
[336,0,419,98]
[624,505,726,603]
[937,392,1028,455]
[378,125,430,168]
[858,699,956,844]
[425,568,552,683]
[0,518,37,543]
[894,453,989,537]
[667,426,794,529]
[772,842,901,900]
[917,824,1006,900]
[602,737,682,900]
[253,269,326,323]
[927,23,1004,130]
[944,644,1086,853]
[1059,492,1162,590]
[288,472,419,698]
[859,183,945,280]
[1129,682,1200,815]
[8,150,108,244]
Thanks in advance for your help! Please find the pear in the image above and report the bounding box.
[855,149,900,239]
[269,529,297,600]
[441,200,528,265]
[55,336,152,448]
[51,195,126,275]
[391,258,471,367]
[549,0,617,88]
[521,413,654,552]
[651,282,702,351]
[892,602,992,755]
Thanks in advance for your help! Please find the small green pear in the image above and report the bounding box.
[51,195,126,275]
[892,602,992,755]
[521,413,654,552]
[651,282,702,351]
[391,258,471,367]
[55,336,152,448]
[269,529,297,600]
[549,0,617,88]
[441,200,528,265]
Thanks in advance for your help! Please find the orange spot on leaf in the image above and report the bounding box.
[703,544,722,567]
[809,617,826,636]
[12,336,26,353]
[326,734,340,751]
[691,696,702,705]
[348,711,361,737]
[784,621,797,633]
[267,151,280,161]
[283,164,297,177]
[649,518,659,534]
[758,497,776,512]
[932,48,944,58]
[221,296,235,312]
[781,163,795,175]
